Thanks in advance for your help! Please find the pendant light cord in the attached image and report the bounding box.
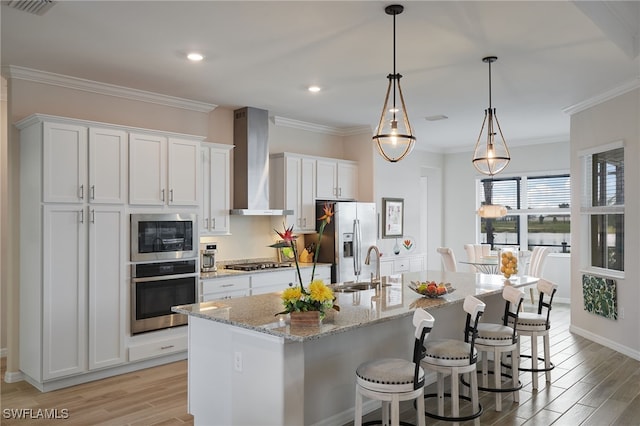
[488,59,492,109]
[392,11,397,120]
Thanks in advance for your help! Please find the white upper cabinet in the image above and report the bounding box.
[271,153,316,233]
[42,122,88,203]
[88,127,127,204]
[201,143,233,235]
[39,121,126,205]
[129,134,200,206]
[316,158,358,200]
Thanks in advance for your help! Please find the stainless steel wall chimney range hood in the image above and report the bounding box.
[230,107,293,216]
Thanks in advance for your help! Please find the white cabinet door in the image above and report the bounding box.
[316,159,338,199]
[201,143,232,234]
[299,158,316,231]
[201,276,251,301]
[337,161,358,200]
[42,205,87,380]
[284,156,301,230]
[88,206,126,370]
[168,138,200,206]
[43,122,88,203]
[298,265,332,285]
[88,127,127,204]
[316,159,358,200]
[129,133,167,205]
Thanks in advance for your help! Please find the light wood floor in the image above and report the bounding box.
[2,303,639,425]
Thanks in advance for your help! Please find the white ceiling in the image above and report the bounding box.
[2,1,639,153]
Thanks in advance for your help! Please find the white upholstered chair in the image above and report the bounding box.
[354,308,434,426]
[463,244,492,272]
[437,247,457,272]
[526,247,550,303]
[421,295,485,425]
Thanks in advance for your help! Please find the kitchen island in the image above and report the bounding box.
[173,271,538,426]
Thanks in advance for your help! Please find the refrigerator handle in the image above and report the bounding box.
[353,219,361,276]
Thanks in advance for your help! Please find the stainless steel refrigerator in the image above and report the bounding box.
[316,201,377,284]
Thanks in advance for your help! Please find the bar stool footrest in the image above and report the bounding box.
[461,371,523,393]
[422,393,483,422]
[505,353,555,373]
[363,422,416,426]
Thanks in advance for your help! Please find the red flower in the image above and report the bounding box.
[275,225,296,244]
[318,202,334,224]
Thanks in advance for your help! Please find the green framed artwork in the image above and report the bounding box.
[582,274,617,320]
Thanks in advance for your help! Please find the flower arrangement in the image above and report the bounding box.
[271,202,339,320]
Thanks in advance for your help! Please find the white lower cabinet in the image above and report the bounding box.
[201,276,251,301]
[251,270,296,295]
[380,254,426,276]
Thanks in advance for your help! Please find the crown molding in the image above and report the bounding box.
[562,77,640,115]
[2,65,217,113]
[272,115,370,137]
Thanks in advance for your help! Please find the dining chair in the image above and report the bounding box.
[437,247,457,272]
[354,308,434,426]
[526,247,550,303]
[463,244,491,272]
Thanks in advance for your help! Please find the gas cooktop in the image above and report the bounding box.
[225,262,293,271]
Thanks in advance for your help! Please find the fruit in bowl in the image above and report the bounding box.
[410,281,454,298]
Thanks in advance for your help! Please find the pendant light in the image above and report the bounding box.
[472,56,510,176]
[372,4,416,163]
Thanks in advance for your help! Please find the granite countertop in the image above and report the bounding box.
[174,271,538,342]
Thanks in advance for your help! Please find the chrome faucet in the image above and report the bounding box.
[364,245,381,285]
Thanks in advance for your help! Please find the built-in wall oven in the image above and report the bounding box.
[130,259,198,334]
[130,213,198,334]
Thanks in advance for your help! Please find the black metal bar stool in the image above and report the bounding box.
[420,295,485,426]
[354,308,434,426]
[466,285,525,412]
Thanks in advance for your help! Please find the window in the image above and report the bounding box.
[581,145,624,272]
[478,174,571,253]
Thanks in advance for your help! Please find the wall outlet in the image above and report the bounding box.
[234,351,243,372]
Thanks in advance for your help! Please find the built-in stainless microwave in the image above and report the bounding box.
[130,213,197,262]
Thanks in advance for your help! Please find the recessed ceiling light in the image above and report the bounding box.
[308,85,321,93]
[187,52,204,62]
[425,114,448,121]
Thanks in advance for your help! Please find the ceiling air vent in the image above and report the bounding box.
[7,0,55,15]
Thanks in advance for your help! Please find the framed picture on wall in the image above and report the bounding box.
[382,197,404,238]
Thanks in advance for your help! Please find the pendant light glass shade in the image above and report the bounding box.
[372,5,416,163]
[472,56,510,176]
[478,204,507,218]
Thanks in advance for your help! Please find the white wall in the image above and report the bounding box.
[569,88,640,360]
[373,150,443,264]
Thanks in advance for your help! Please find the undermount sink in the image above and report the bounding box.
[331,281,390,292]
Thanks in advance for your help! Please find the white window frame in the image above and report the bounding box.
[578,140,625,279]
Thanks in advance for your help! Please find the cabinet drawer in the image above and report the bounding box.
[128,335,187,362]
[203,288,249,302]
[201,276,250,294]
[251,270,296,288]
[394,259,410,273]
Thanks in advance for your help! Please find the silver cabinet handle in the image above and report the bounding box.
[79,209,84,224]
[90,185,95,200]
[204,218,209,229]
[212,218,216,229]
[303,218,307,227]
[160,345,175,350]
[161,189,165,201]
[339,187,342,197]
[91,209,95,223]
[79,184,84,200]
[221,284,234,288]
[170,189,174,202]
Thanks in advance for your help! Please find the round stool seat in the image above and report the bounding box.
[422,339,476,367]
[476,323,517,345]
[509,312,547,331]
[356,358,425,393]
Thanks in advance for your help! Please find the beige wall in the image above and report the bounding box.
[569,88,640,358]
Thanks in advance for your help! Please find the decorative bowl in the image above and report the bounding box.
[409,281,455,298]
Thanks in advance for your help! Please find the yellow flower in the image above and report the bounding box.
[308,280,334,303]
[282,286,302,303]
